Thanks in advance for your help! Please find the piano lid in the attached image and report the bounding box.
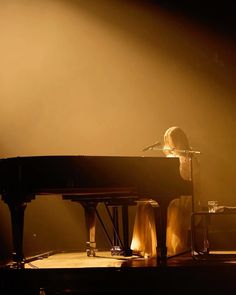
[0,155,192,200]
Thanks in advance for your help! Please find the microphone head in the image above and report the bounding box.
[142,141,161,152]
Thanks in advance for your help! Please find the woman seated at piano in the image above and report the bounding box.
[131,126,199,257]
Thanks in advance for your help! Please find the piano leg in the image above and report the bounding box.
[154,199,169,264]
[7,201,27,268]
[82,202,98,257]
[121,204,133,256]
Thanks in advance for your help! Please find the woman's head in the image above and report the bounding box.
[163,126,191,156]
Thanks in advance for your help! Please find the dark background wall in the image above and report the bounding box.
[0,0,235,260]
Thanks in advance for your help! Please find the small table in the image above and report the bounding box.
[191,211,236,259]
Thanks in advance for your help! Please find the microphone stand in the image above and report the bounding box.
[143,147,201,155]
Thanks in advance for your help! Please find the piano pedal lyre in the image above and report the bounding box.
[111,245,125,256]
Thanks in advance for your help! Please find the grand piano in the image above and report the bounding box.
[0,155,192,268]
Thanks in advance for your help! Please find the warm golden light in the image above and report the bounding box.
[0,0,235,259]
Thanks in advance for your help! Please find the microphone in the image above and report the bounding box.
[142,141,161,152]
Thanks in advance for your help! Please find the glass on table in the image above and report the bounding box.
[208,200,219,213]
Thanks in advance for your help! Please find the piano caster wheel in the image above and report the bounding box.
[86,248,97,257]
[86,242,98,257]
[86,242,97,257]
[11,261,25,269]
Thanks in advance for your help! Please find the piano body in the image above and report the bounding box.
[0,155,192,267]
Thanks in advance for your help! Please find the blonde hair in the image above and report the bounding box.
[164,126,191,153]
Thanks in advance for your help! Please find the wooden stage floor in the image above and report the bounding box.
[1,250,236,294]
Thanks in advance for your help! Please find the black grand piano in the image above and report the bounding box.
[0,155,192,267]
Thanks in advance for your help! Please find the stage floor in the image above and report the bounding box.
[22,249,236,268]
[2,250,236,294]
[23,251,148,269]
